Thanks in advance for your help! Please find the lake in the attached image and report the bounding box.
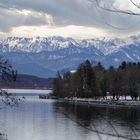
[0,97,140,140]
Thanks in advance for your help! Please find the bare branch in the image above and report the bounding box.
[130,0,140,9]
[90,0,140,16]
[106,21,140,30]
[89,0,140,30]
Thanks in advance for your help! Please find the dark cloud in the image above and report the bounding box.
[0,0,140,38]
[0,7,52,32]
[0,0,100,26]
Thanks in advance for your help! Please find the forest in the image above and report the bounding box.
[53,60,140,101]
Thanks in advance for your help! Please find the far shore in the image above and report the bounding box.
[59,97,140,109]
[2,88,52,95]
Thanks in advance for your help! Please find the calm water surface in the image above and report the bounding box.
[0,97,140,140]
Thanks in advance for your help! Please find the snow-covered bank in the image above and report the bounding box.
[61,98,140,109]
[2,89,52,95]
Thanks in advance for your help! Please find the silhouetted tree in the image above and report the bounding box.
[53,60,140,101]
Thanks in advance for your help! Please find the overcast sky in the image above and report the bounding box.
[0,0,140,39]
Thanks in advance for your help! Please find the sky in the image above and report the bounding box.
[0,0,140,39]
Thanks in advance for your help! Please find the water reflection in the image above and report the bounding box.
[54,102,140,139]
[0,99,140,140]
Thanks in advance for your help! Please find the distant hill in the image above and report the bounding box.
[2,74,54,89]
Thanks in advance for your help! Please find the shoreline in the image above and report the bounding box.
[59,98,140,109]
[5,88,52,93]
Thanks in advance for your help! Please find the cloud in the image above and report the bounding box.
[0,7,54,32]
[0,0,113,27]
[5,25,140,40]
[0,0,140,39]
[6,25,108,39]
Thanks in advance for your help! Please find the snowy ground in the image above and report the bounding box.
[63,97,140,108]
[2,89,52,96]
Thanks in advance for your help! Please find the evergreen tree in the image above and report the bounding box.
[53,60,140,101]
[100,71,108,99]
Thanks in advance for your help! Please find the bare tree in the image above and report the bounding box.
[0,57,19,107]
[0,57,19,140]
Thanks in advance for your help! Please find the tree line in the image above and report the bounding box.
[53,60,140,100]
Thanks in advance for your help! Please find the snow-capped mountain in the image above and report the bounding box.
[0,36,140,77]
[0,36,79,53]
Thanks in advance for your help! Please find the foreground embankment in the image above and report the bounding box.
[59,98,140,109]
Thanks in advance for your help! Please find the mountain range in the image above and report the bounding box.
[0,35,140,78]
